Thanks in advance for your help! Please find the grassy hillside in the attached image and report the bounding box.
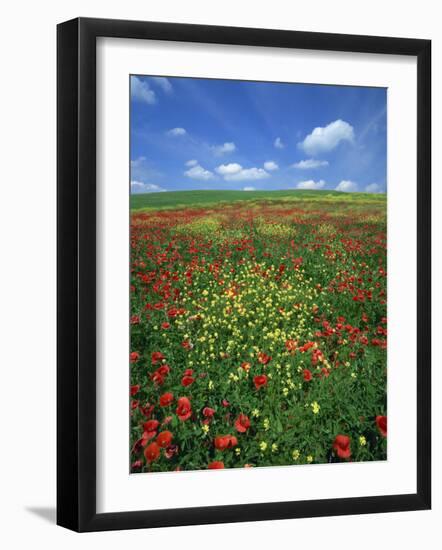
[130,189,386,211]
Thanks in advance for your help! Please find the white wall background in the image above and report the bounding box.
[0,0,439,547]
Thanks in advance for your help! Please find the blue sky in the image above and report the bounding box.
[130,75,386,194]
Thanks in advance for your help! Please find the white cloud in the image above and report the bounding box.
[130,156,147,168]
[365,183,384,193]
[215,163,242,176]
[166,127,187,137]
[335,180,358,192]
[131,76,156,104]
[293,158,329,169]
[150,77,172,93]
[130,156,162,181]
[298,119,354,155]
[274,137,284,149]
[263,161,279,171]
[243,186,256,191]
[211,142,236,155]
[185,159,198,167]
[131,181,165,193]
[225,167,269,181]
[296,179,326,190]
[184,163,214,181]
[216,163,269,181]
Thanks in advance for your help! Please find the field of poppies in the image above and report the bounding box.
[130,190,387,473]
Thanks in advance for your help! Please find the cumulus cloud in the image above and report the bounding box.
[216,163,269,181]
[166,127,187,137]
[365,183,384,193]
[274,137,285,149]
[150,77,173,93]
[243,186,256,191]
[131,76,156,104]
[335,180,358,192]
[293,158,329,169]
[211,142,236,155]
[298,119,354,155]
[185,159,198,167]
[296,179,326,190]
[184,162,214,181]
[263,161,279,171]
[227,168,269,181]
[215,163,242,176]
[131,181,165,193]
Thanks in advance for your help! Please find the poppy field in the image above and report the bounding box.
[130,190,387,473]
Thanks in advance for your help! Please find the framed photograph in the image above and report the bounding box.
[57,17,431,532]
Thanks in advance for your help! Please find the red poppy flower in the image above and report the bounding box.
[285,339,298,352]
[165,444,179,459]
[143,419,158,431]
[203,406,216,418]
[214,436,229,451]
[332,435,352,459]
[156,430,173,448]
[240,362,251,372]
[253,374,268,390]
[150,371,165,385]
[299,341,315,353]
[311,349,323,365]
[159,392,174,407]
[139,403,154,418]
[130,315,140,325]
[130,384,140,396]
[376,415,387,437]
[214,435,238,451]
[181,339,193,350]
[144,442,161,463]
[161,322,171,330]
[131,433,149,454]
[143,419,159,436]
[257,352,271,365]
[151,351,165,365]
[222,399,230,407]
[157,364,170,376]
[235,414,251,433]
[167,307,178,318]
[130,351,140,363]
[303,369,313,382]
[319,367,330,378]
[140,430,156,443]
[208,461,225,469]
[181,375,195,387]
[176,397,192,421]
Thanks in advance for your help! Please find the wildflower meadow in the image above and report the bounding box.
[129,190,387,473]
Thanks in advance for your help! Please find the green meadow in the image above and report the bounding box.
[130,189,386,211]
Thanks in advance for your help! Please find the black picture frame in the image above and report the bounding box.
[57,17,431,532]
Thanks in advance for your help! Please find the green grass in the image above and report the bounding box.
[131,189,386,211]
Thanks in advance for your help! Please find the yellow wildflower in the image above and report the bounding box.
[311,401,320,414]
